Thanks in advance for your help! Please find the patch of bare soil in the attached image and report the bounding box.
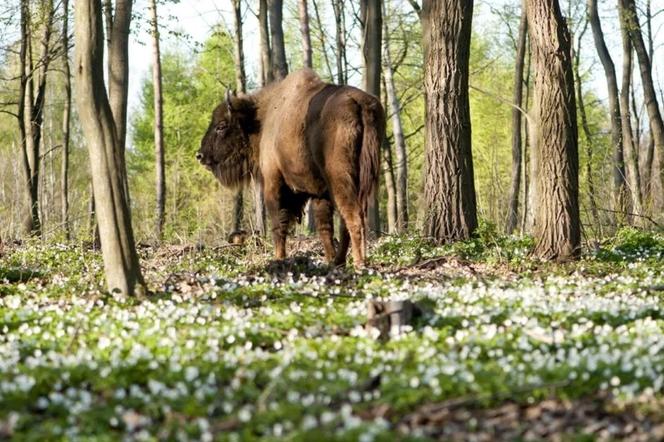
[366,396,664,441]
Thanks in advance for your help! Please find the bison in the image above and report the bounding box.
[197,69,385,268]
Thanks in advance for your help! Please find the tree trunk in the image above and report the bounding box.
[332,0,347,84]
[382,4,408,233]
[588,0,625,219]
[258,0,273,86]
[298,0,313,69]
[641,0,655,205]
[620,0,664,211]
[311,0,335,80]
[506,1,527,234]
[75,0,145,295]
[618,11,643,219]
[108,0,133,198]
[421,0,477,242]
[256,0,270,234]
[148,0,166,240]
[231,0,247,233]
[360,0,382,236]
[383,138,397,234]
[526,0,580,260]
[299,0,316,233]
[573,18,600,229]
[21,0,55,237]
[269,0,288,79]
[522,45,532,233]
[17,0,35,236]
[61,0,72,240]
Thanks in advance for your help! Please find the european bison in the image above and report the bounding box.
[197,69,385,268]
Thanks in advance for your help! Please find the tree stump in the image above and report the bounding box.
[366,299,418,340]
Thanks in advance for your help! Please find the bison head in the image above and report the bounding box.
[197,90,258,187]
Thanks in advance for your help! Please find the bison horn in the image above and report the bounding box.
[225,89,236,113]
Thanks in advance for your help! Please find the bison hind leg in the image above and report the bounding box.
[334,220,350,267]
[311,197,336,263]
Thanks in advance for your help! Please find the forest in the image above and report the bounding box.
[0,0,663,439]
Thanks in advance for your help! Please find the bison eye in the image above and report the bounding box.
[215,123,228,135]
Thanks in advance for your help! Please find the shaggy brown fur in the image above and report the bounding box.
[198,69,385,268]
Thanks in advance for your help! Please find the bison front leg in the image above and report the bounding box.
[264,183,289,260]
[311,197,336,263]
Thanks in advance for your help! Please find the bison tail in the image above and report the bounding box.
[358,99,384,219]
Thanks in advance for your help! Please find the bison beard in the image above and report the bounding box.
[198,69,385,268]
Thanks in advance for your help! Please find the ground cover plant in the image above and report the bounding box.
[1,228,663,440]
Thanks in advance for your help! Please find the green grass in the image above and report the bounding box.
[0,229,663,440]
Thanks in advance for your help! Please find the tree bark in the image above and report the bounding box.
[17,0,34,236]
[298,0,316,233]
[526,0,580,260]
[21,0,55,236]
[75,0,145,295]
[256,0,270,234]
[61,0,72,240]
[573,18,600,229]
[620,0,664,214]
[258,0,273,86]
[641,0,655,205]
[268,0,288,79]
[108,0,133,197]
[506,1,527,234]
[588,0,625,218]
[618,10,643,219]
[383,3,408,232]
[421,0,477,242]
[382,138,397,234]
[148,0,166,240]
[522,45,532,233]
[311,0,334,80]
[230,0,246,233]
[360,0,382,236]
[332,0,347,84]
[298,0,313,69]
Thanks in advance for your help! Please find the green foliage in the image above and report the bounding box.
[129,27,247,241]
[594,227,664,262]
[371,221,534,266]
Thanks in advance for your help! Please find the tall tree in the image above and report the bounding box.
[298,0,317,234]
[61,0,72,240]
[74,0,145,295]
[332,0,347,84]
[148,0,166,240]
[383,0,408,232]
[526,0,580,260]
[311,0,334,80]
[619,0,664,211]
[360,0,382,236]
[588,0,625,216]
[231,0,246,233]
[618,6,643,218]
[107,0,133,194]
[641,0,655,203]
[298,0,313,70]
[254,0,270,235]
[258,0,273,86]
[420,0,477,242]
[506,1,527,234]
[20,0,56,236]
[573,17,600,228]
[268,0,288,79]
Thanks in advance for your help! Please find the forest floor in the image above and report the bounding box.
[1,226,663,441]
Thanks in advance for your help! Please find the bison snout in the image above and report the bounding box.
[195,152,203,162]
